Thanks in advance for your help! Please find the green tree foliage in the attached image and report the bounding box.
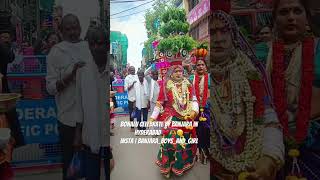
[157,35,196,54]
[143,1,197,63]
[157,7,196,53]
[143,0,169,61]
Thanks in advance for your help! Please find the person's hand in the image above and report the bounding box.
[245,156,277,180]
[190,111,197,119]
[128,81,137,90]
[59,61,85,87]
[73,124,83,150]
[72,61,86,76]
[185,111,197,120]
[110,158,115,172]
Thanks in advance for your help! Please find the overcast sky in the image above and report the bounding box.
[110,1,154,69]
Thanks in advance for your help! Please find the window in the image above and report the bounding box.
[190,26,199,40]
[189,0,199,11]
[257,11,272,27]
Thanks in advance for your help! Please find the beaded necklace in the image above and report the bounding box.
[210,51,263,173]
[167,79,193,117]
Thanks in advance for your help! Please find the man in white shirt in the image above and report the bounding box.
[135,70,149,130]
[148,70,160,113]
[146,70,161,134]
[46,14,87,180]
[124,66,137,131]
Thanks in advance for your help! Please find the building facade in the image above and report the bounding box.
[110,31,128,72]
[184,0,211,43]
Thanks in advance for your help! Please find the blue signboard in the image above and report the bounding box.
[15,99,59,144]
[115,93,128,114]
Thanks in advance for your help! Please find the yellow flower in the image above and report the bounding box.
[199,117,207,121]
[184,115,190,120]
[200,108,204,112]
[288,149,300,157]
[186,126,193,130]
[238,172,249,180]
[177,129,183,137]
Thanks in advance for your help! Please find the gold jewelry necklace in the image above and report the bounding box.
[167,79,193,117]
[210,51,263,173]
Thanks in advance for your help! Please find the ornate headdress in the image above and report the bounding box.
[193,42,208,63]
[155,51,170,70]
[164,48,189,66]
[211,10,274,104]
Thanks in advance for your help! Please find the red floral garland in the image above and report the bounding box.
[194,73,209,107]
[272,38,314,143]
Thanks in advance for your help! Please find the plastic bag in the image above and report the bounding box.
[131,108,137,119]
[67,151,86,179]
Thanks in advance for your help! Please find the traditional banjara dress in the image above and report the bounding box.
[210,50,285,179]
[190,73,210,155]
[150,77,199,176]
[265,37,320,180]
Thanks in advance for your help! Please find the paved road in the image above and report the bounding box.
[110,116,210,180]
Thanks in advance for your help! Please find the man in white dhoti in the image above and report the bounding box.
[134,70,149,131]
[124,66,138,131]
[46,14,87,180]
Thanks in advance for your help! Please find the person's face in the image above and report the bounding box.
[307,0,320,36]
[171,67,183,82]
[91,37,107,67]
[152,71,158,81]
[196,60,207,75]
[259,27,272,42]
[275,0,307,42]
[0,33,11,44]
[48,34,59,46]
[129,67,135,75]
[138,73,144,82]
[62,20,81,43]
[211,17,234,63]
